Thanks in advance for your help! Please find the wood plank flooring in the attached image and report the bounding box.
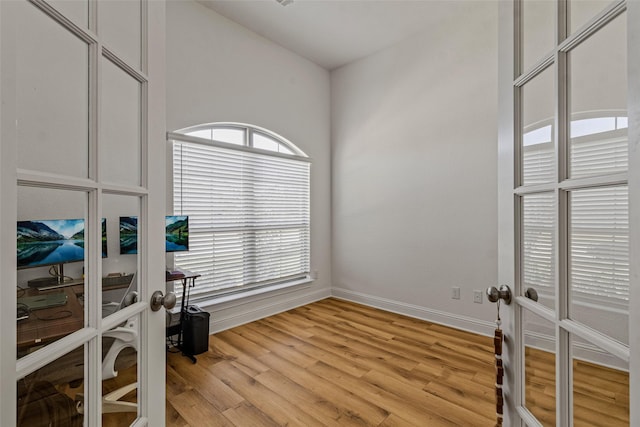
[166,298,497,426]
[98,297,628,426]
[38,297,629,425]
[524,346,629,426]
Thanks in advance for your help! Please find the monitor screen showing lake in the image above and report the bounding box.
[17,219,85,268]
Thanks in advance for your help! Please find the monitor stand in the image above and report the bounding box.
[27,263,72,289]
[27,276,60,288]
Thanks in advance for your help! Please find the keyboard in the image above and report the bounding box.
[34,278,83,291]
[18,293,68,311]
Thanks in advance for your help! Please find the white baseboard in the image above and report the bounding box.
[193,284,627,371]
[203,286,331,333]
[331,287,495,337]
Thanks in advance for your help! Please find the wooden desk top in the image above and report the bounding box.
[166,268,201,282]
[17,287,84,351]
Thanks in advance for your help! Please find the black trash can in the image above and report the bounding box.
[181,305,210,356]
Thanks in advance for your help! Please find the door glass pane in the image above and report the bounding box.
[100,58,142,187]
[17,344,84,426]
[569,12,627,179]
[16,1,89,179]
[523,193,556,308]
[524,310,556,426]
[102,194,140,312]
[522,66,555,186]
[99,0,142,70]
[522,1,556,72]
[571,336,629,426]
[102,315,140,426]
[569,186,628,345]
[570,0,614,35]
[17,186,87,358]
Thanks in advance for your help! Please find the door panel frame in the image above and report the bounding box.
[0,0,166,425]
[627,1,640,425]
[499,0,638,426]
[497,0,517,422]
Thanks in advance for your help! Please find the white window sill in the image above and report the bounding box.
[171,277,314,313]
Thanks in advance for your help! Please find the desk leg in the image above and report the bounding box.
[175,277,197,364]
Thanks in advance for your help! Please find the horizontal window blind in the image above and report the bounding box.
[523,193,556,295]
[570,186,629,307]
[523,144,555,185]
[172,138,310,295]
[570,135,627,178]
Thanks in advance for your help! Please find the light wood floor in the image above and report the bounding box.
[525,346,629,426]
[166,298,498,426]
[116,297,629,426]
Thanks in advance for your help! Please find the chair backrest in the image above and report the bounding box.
[102,273,137,318]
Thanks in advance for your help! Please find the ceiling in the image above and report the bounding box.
[197,0,470,70]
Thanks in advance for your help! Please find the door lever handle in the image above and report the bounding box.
[486,285,512,305]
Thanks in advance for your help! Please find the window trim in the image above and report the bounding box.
[170,121,309,159]
[167,123,311,300]
[166,131,311,164]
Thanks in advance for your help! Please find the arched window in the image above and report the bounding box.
[168,123,310,296]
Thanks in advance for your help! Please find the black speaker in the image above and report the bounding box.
[181,305,210,356]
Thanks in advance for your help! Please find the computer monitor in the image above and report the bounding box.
[17,218,85,269]
[119,215,189,254]
[165,215,189,252]
[119,216,138,255]
[17,218,108,287]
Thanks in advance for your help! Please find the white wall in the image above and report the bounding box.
[166,1,332,329]
[331,2,499,334]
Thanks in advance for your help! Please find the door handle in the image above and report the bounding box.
[486,285,512,305]
[150,291,177,311]
[524,287,539,302]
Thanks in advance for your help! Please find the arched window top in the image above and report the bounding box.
[523,110,628,147]
[175,122,308,158]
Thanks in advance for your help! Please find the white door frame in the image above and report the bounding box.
[498,0,639,426]
[497,2,517,424]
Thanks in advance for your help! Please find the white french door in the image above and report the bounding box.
[498,0,639,426]
[0,0,167,426]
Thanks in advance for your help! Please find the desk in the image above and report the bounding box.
[17,278,133,353]
[17,287,83,352]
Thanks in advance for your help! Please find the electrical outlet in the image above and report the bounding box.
[452,287,461,300]
[474,290,483,304]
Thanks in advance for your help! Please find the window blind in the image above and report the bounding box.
[172,139,310,295]
[523,187,629,308]
[570,186,629,307]
[523,193,555,293]
[570,135,628,179]
[523,144,555,185]
[522,118,629,308]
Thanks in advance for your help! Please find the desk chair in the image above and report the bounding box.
[76,274,140,415]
